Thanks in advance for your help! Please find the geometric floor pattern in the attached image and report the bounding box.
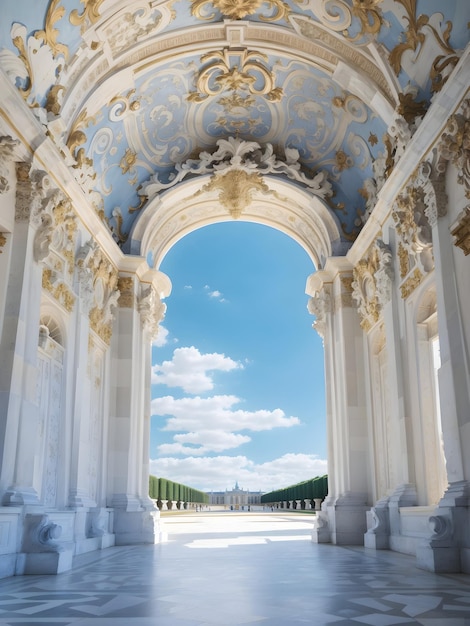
[0,511,469,625]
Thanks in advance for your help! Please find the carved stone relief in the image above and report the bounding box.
[451,207,470,256]
[15,163,52,224]
[352,239,394,332]
[438,98,470,199]
[307,283,332,340]
[392,184,434,299]
[138,285,166,339]
[77,239,120,345]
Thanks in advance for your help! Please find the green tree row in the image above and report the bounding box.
[260,475,328,505]
[149,475,209,510]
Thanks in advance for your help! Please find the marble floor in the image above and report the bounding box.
[0,511,469,625]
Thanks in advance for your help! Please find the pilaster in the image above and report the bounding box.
[414,153,470,572]
[1,164,51,505]
[108,273,166,544]
[307,257,369,545]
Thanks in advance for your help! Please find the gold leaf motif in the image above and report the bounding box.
[66,108,98,163]
[190,0,290,22]
[118,277,135,308]
[397,242,409,278]
[108,89,141,118]
[217,93,255,111]
[368,133,378,146]
[201,170,271,219]
[335,150,352,172]
[400,267,423,299]
[45,84,65,116]
[120,148,137,174]
[70,0,105,31]
[129,195,147,214]
[397,92,427,124]
[42,268,76,313]
[346,0,384,42]
[451,207,470,256]
[188,48,283,104]
[11,33,32,100]
[383,133,395,179]
[389,0,459,93]
[0,233,7,252]
[35,0,69,59]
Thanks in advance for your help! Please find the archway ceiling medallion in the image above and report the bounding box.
[0,0,468,251]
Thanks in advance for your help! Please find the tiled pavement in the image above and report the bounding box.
[0,511,469,625]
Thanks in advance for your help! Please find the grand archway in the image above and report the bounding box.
[0,1,469,577]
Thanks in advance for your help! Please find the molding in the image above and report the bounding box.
[347,45,470,266]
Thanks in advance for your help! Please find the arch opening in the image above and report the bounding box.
[149,221,327,494]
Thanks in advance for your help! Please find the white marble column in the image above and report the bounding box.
[109,270,169,544]
[416,166,470,573]
[308,258,370,545]
[0,164,50,505]
[68,259,95,508]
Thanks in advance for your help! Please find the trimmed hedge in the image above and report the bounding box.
[260,475,328,505]
[149,475,209,506]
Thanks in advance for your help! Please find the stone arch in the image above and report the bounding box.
[130,175,342,270]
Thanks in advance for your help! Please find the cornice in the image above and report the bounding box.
[347,44,470,267]
[60,19,395,125]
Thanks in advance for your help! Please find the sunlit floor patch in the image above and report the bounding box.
[184,534,312,548]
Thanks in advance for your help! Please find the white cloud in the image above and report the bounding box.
[149,453,328,492]
[151,394,300,432]
[152,325,169,348]
[157,431,251,456]
[184,285,193,290]
[151,346,242,393]
[204,284,226,302]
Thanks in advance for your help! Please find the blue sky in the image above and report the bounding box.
[149,221,327,493]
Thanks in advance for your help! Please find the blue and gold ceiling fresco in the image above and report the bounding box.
[0,0,468,250]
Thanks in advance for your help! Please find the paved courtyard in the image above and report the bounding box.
[0,511,469,625]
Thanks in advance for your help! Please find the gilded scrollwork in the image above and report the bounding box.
[0,233,7,253]
[70,0,106,32]
[293,0,384,43]
[190,0,290,22]
[66,109,98,160]
[35,0,69,60]
[188,49,283,104]
[389,0,461,93]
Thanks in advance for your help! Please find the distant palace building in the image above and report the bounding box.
[208,483,263,509]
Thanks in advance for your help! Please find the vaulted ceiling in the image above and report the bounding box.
[1,0,468,258]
